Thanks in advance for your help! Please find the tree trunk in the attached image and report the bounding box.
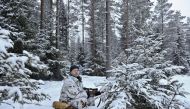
[49,0,54,45]
[40,0,44,29]
[161,0,164,34]
[82,0,85,52]
[124,0,129,56]
[56,0,60,50]
[106,0,111,70]
[91,0,96,61]
[67,0,70,43]
[67,0,70,59]
[59,0,68,53]
[161,9,164,34]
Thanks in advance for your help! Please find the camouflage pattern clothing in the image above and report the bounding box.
[59,76,88,109]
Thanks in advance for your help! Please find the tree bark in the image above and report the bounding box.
[82,0,85,52]
[161,9,164,34]
[67,0,70,43]
[56,0,60,50]
[123,0,129,58]
[106,0,111,70]
[40,0,44,29]
[91,0,96,60]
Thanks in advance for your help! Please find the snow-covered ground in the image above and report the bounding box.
[0,75,190,109]
[0,76,107,109]
[172,75,190,108]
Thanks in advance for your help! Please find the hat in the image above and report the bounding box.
[70,65,79,72]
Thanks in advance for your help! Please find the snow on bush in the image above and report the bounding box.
[0,27,50,105]
[99,63,187,109]
[0,28,13,53]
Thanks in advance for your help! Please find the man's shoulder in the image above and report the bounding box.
[64,77,71,81]
[63,77,74,83]
[62,79,74,87]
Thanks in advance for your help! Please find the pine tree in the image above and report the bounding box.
[67,0,83,65]
[98,1,188,108]
[153,0,174,34]
[56,0,68,59]
[0,0,52,79]
[81,0,110,75]
[168,11,190,73]
[118,0,153,64]
[0,0,39,43]
[0,26,49,105]
[100,62,186,109]
[33,0,69,80]
[109,0,123,60]
[99,30,186,109]
[82,0,122,75]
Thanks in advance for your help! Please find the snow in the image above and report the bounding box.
[172,75,190,108]
[0,86,23,102]
[82,75,107,89]
[0,38,12,53]
[6,55,28,67]
[0,28,13,53]
[0,28,10,36]
[8,87,23,102]
[159,79,168,85]
[23,51,40,61]
[0,76,107,109]
[164,66,185,74]
[108,91,127,109]
[0,75,190,109]
[23,50,48,69]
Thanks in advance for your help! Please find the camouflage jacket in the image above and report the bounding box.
[59,76,88,108]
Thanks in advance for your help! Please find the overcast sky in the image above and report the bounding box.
[62,0,190,18]
[171,0,190,17]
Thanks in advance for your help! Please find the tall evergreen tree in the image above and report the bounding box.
[56,0,68,59]
[118,0,153,64]
[0,0,50,103]
[0,0,39,43]
[167,11,190,73]
[153,0,174,34]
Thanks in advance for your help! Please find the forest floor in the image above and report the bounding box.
[0,75,190,109]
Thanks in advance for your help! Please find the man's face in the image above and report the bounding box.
[71,68,79,77]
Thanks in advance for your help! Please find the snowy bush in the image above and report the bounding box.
[0,27,50,105]
[99,63,187,109]
[127,34,167,68]
[24,50,52,80]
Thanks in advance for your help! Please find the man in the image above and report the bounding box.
[59,65,88,109]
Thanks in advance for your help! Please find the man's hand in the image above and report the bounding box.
[81,100,87,108]
[84,87,102,98]
[95,90,102,96]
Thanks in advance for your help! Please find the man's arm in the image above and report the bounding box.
[83,87,102,98]
[64,79,79,99]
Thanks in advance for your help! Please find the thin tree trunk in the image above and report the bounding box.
[161,0,164,34]
[56,0,60,49]
[49,0,54,45]
[101,20,104,52]
[59,0,68,53]
[91,0,96,59]
[67,0,70,57]
[40,0,44,29]
[124,0,129,58]
[68,0,70,43]
[65,2,69,52]
[106,0,111,70]
[161,10,164,34]
[82,0,85,52]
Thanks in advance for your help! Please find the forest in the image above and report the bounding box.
[1,0,190,109]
